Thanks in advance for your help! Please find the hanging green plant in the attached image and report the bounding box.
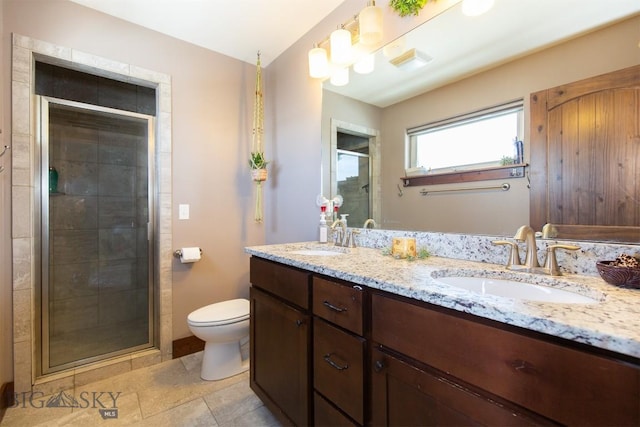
[389,0,429,17]
[249,151,269,170]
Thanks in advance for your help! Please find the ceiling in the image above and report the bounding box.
[69,0,639,107]
[68,0,348,67]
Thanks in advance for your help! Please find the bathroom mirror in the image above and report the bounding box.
[321,0,640,242]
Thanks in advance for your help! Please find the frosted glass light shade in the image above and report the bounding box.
[461,0,494,16]
[308,47,329,78]
[359,2,383,46]
[330,28,352,66]
[330,67,349,86]
[354,53,374,74]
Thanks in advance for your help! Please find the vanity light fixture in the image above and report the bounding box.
[307,1,383,83]
[461,0,495,16]
[353,52,375,74]
[359,0,383,46]
[330,26,353,66]
[330,66,350,86]
[308,45,330,78]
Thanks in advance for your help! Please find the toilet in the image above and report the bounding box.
[187,298,250,381]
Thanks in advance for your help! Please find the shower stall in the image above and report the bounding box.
[38,97,155,374]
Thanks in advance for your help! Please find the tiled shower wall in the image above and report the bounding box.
[48,115,149,339]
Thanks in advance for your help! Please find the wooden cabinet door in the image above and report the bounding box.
[250,287,311,426]
[370,348,544,427]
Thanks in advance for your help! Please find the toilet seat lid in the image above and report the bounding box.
[188,298,250,325]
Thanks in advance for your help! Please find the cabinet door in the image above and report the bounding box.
[250,287,310,426]
[371,348,543,427]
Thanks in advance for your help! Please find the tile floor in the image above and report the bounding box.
[2,352,281,426]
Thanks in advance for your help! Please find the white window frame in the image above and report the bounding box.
[407,99,524,174]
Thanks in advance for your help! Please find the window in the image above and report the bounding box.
[407,100,524,173]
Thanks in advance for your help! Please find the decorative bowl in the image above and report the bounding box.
[596,261,640,289]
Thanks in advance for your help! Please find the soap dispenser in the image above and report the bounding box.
[318,213,328,243]
[340,213,349,228]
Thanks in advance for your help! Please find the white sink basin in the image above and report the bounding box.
[434,276,598,304]
[290,249,344,256]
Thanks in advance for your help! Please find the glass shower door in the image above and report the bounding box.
[336,149,370,227]
[39,97,154,374]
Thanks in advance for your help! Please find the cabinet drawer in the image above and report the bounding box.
[371,293,640,426]
[313,277,363,335]
[314,392,358,427]
[250,257,310,309]
[314,318,364,425]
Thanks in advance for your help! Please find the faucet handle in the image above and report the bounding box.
[492,240,521,267]
[544,244,580,276]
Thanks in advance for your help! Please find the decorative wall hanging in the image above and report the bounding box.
[250,52,268,222]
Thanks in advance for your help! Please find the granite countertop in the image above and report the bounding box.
[245,241,640,360]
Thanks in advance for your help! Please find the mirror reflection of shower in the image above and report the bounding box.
[38,96,155,374]
[336,131,370,227]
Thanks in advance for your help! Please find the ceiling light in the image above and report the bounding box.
[308,46,329,78]
[359,1,383,46]
[389,48,433,71]
[354,53,375,74]
[461,0,494,16]
[330,27,353,66]
[330,67,349,86]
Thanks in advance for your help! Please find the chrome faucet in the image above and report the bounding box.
[363,218,376,229]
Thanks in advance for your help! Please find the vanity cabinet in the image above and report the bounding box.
[249,257,312,426]
[249,257,640,426]
[371,291,640,426]
[312,277,365,425]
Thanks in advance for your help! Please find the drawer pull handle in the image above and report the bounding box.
[295,319,304,327]
[323,353,349,371]
[374,360,385,373]
[323,300,347,313]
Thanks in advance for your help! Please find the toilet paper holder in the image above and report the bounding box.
[173,248,203,258]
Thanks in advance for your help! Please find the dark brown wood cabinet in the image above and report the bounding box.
[249,257,640,426]
[371,291,640,426]
[249,258,312,426]
[312,277,366,426]
[370,347,544,426]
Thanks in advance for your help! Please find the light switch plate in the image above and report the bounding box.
[179,204,190,220]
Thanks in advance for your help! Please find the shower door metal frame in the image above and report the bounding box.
[36,96,156,375]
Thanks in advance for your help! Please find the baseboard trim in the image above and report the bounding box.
[0,381,15,423]
[172,335,204,359]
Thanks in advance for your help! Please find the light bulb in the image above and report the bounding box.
[354,53,374,74]
[330,67,349,86]
[330,27,353,66]
[308,47,329,78]
[359,1,383,46]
